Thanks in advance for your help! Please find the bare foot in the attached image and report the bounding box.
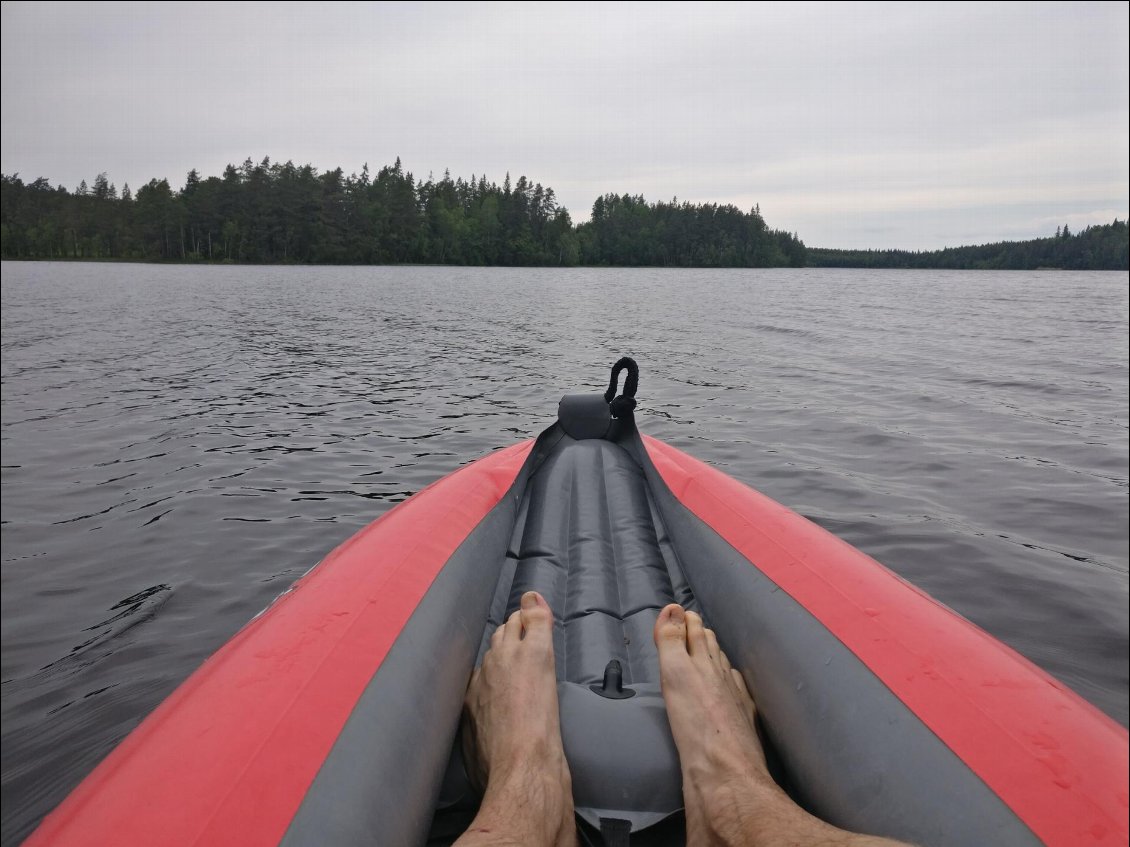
[654,604,909,847]
[456,591,577,847]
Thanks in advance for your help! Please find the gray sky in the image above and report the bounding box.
[2,1,1127,250]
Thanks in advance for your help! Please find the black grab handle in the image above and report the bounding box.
[604,358,639,420]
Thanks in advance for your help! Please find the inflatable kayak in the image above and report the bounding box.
[25,359,1129,847]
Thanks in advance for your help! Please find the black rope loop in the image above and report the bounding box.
[605,357,639,420]
[604,357,639,404]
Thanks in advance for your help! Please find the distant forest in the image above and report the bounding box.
[0,159,804,268]
[0,159,1126,269]
[809,221,1128,271]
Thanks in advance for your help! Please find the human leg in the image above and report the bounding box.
[455,591,577,847]
[654,604,911,847]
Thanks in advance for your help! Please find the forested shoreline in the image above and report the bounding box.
[809,221,1128,271]
[1,159,1126,269]
[0,159,803,268]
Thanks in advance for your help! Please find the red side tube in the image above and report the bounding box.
[25,441,533,847]
[644,435,1129,847]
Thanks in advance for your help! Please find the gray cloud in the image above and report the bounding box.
[2,1,1126,250]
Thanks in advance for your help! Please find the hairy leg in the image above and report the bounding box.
[455,591,577,847]
[654,604,911,847]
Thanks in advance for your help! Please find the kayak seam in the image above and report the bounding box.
[602,442,631,685]
[562,449,576,681]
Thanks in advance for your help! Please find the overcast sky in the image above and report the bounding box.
[2,1,1127,250]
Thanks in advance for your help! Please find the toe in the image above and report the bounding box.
[504,607,523,640]
[654,604,688,656]
[490,624,506,648]
[519,590,553,640]
[730,668,754,705]
[685,610,709,658]
[705,629,721,666]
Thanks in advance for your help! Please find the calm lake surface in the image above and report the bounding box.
[2,263,1127,843]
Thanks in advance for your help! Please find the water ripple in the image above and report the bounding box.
[1,263,1127,846]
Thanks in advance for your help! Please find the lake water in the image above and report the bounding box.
[1,262,1127,844]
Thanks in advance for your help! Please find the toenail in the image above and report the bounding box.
[665,604,686,624]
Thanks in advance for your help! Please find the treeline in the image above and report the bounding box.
[580,194,805,267]
[0,159,803,267]
[808,221,1129,271]
[6,160,1122,269]
[0,159,575,265]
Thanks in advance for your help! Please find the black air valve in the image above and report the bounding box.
[590,659,636,699]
